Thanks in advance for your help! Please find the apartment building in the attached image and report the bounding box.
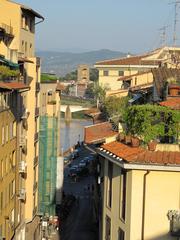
[0,83,29,240]
[98,141,180,240]
[0,0,44,239]
[85,122,180,240]
[39,81,63,217]
[94,46,180,97]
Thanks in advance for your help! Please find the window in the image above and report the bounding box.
[29,19,33,32]
[22,40,24,52]
[0,159,3,179]
[10,180,15,199]
[9,122,13,140]
[103,70,109,76]
[25,42,27,56]
[105,216,111,240]
[135,77,137,85]
[2,126,5,145]
[5,156,8,174]
[13,122,16,137]
[6,124,8,142]
[12,151,16,168]
[119,71,124,76]
[118,228,125,240]
[120,170,127,221]
[25,16,28,30]
[107,161,113,208]
[0,192,3,213]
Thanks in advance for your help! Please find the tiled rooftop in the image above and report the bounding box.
[101,141,180,166]
[95,54,160,66]
[84,122,118,144]
[159,97,180,110]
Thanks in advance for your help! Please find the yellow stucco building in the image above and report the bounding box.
[95,46,180,97]
[98,142,180,240]
[0,0,44,239]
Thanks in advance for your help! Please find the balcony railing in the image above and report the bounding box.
[33,206,37,217]
[18,188,26,201]
[36,57,40,67]
[33,182,38,194]
[36,82,40,92]
[35,107,39,117]
[19,161,27,174]
[0,23,13,37]
[34,132,39,142]
[34,156,38,166]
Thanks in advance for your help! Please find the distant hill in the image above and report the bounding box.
[36,49,127,76]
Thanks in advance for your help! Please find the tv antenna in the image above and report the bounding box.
[159,25,169,46]
[170,1,180,46]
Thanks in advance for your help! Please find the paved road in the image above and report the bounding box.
[60,147,98,240]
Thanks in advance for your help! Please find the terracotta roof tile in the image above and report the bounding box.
[101,141,180,166]
[84,122,117,144]
[95,54,160,66]
[159,97,180,110]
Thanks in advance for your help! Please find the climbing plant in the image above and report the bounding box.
[124,104,180,144]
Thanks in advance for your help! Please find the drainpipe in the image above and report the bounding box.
[141,170,150,240]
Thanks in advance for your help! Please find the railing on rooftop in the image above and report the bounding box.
[1,23,13,36]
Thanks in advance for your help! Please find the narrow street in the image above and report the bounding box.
[60,147,98,240]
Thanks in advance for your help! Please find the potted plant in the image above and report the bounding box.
[131,137,140,147]
[125,135,131,144]
[147,140,157,151]
[169,85,180,96]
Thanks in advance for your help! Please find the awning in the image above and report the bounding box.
[0,56,19,69]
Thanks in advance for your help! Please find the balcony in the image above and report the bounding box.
[19,161,27,174]
[18,188,26,201]
[21,109,29,119]
[36,82,40,92]
[36,57,40,67]
[34,156,38,166]
[33,182,38,194]
[19,136,26,147]
[33,206,37,217]
[35,107,39,117]
[34,132,39,142]
[0,23,14,40]
[22,118,28,130]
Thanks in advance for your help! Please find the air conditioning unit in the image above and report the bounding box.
[18,188,26,201]
[19,161,27,174]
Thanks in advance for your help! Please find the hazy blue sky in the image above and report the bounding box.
[20,0,177,53]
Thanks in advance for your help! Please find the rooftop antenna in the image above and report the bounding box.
[170,1,180,46]
[159,25,169,47]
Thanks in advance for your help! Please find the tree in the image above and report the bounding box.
[103,96,129,120]
[90,68,98,82]
[93,83,109,108]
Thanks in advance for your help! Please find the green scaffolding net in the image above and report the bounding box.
[38,116,58,216]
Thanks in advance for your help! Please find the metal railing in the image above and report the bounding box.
[1,23,13,35]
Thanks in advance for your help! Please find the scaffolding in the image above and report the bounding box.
[38,115,58,216]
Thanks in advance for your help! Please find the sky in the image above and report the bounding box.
[19,0,178,54]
